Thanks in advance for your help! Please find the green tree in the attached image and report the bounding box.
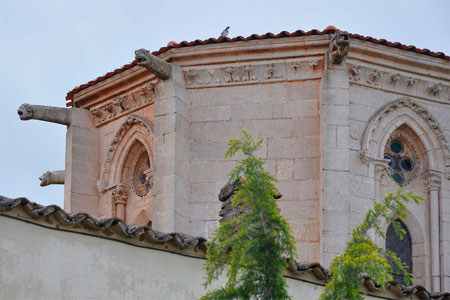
[319,189,425,300]
[201,131,297,300]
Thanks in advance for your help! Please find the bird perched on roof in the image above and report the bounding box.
[220,26,230,38]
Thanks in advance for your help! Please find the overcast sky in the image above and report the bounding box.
[1,0,449,208]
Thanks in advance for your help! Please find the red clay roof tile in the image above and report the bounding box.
[65,28,449,107]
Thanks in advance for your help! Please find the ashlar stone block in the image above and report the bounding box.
[276,159,293,181]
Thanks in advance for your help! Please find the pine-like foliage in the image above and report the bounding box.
[319,189,425,300]
[201,131,297,300]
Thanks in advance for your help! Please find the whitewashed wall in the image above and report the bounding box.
[0,214,419,300]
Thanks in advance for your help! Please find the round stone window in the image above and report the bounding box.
[131,150,153,197]
[384,137,418,186]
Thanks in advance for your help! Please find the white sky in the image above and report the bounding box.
[0,0,449,208]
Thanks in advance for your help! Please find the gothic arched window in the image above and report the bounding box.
[386,220,412,284]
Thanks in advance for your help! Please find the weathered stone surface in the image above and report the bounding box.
[39,170,65,187]
[18,104,72,125]
[328,31,350,65]
[135,48,172,80]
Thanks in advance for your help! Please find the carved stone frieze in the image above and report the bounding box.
[390,74,401,85]
[366,69,382,86]
[89,83,155,126]
[423,169,441,192]
[427,83,442,97]
[265,63,282,79]
[407,77,417,88]
[182,58,323,88]
[347,64,449,103]
[348,64,361,81]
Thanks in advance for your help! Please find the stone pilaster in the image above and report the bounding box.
[152,65,191,233]
[320,42,351,266]
[423,169,442,292]
[64,108,99,214]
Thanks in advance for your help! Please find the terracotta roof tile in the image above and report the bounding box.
[0,195,207,251]
[65,28,449,107]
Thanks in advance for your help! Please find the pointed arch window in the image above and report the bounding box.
[386,220,412,284]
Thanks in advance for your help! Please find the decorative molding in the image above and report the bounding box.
[360,98,450,179]
[348,64,361,81]
[423,169,441,192]
[89,83,155,127]
[427,83,442,97]
[182,58,324,88]
[112,184,129,205]
[347,64,450,103]
[97,115,153,193]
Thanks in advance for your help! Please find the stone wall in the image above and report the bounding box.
[187,76,323,262]
[319,44,450,291]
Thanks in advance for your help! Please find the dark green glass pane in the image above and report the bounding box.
[392,172,404,185]
[390,141,403,154]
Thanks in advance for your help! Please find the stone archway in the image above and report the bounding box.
[361,98,446,291]
[97,115,153,224]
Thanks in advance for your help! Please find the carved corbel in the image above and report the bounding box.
[328,31,350,64]
[39,170,65,187]
[135,48,172,80]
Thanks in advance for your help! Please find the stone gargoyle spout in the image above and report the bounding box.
[328,31,350,65]
[18,104,72,125]
[39,170,65,187]
[135,48,172,80]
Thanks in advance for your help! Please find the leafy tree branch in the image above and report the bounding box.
[201,131,297,300]
[319,190,425,300]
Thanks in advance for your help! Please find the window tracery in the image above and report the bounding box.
[383,129,421,186]
[131,148,153,197]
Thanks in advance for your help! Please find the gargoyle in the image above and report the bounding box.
[39,170,65,187]
[18,104,72,125]
[328,31,350,64]
[135,48,172,80]
[17,103,34,120]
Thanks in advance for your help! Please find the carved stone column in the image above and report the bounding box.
[112,185,129,221]
[374,162,389,202]
[423,169,441,292]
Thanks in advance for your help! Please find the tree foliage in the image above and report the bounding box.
[319,189,425,300]
[201,131,297,300]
